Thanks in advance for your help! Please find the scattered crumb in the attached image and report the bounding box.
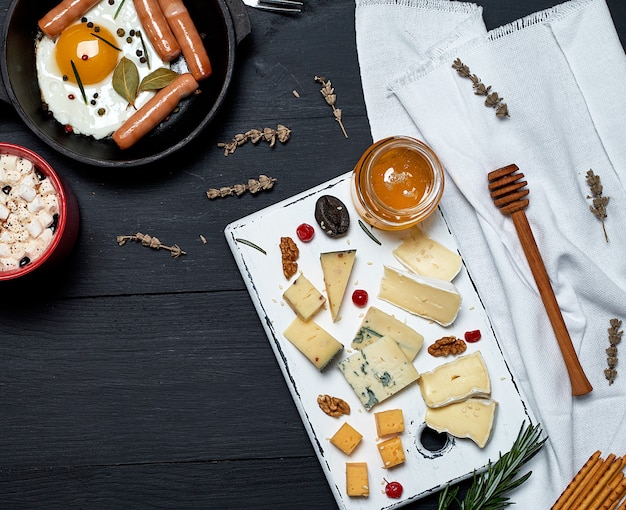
[293,89,300,98]
[199,234,207,244]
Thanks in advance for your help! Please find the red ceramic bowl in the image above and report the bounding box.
[0,142,79,280]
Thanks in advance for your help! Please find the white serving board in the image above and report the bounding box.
[225,172,533,510]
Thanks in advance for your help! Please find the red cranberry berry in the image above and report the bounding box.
[352,289,368,307]
[464,329,482,343]
[296,223,315,242]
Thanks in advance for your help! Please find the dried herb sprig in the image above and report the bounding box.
[586,169,610,243]
[452,58,509,119]
[117,232,186,258]
[218,125,291,156]
[438,421,546,510]
[206,175,276,199]
[605,318,622,385]
[314,75,348,138]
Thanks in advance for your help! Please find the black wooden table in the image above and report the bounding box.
[1,1,625,508]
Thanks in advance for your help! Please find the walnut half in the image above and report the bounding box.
[317,394,350,417]
[280,236,299,279]
[428,336,467,357]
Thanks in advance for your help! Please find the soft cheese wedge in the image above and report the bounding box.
[425,398,497,448]
[282,273,326,321]
[418,351,491,408]
[352,306,424,361]
[283,317,343,370]
[393,226,462,281]
[320,249,356,322]
[378,266,461,326]
[339,336,419,410]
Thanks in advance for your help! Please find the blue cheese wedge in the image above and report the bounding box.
[283,317,343,370]
[425,398,497,448]
[282,273,326,321]
[320,249,356,322]
[378,266,461,326]
[393,226,462,281]
[352,306,424,361]
[418,351,491,408]
[339,336,419,410]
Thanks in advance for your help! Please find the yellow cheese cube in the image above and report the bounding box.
[282,273,326,321]
[377,436,405,468]
[330,422,363,455]
[346,462,369,497]
[374,409,404,437]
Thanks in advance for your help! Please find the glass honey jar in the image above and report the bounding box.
[350,136,444,231]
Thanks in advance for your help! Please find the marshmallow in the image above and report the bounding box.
[0,154,60,272]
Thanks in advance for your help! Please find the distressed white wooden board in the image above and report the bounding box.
[225,172,534,510]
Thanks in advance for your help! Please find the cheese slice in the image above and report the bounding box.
[378,266,461,326]
[283,316,343,370]
[339,336,419,410]
[393,226,462,281]
[282,273,326,321]
[418,351,491,408]
[425,398,497,448]
[352,306,424,361]
[320,249,356,322]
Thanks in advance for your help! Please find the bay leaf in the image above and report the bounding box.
[113,56,139,108]
[138,68,179,93]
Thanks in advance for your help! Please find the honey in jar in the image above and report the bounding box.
[351,136,444,230]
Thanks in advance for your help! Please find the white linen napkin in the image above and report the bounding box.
[355,0,626,504]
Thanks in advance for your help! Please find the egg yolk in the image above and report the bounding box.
[55,23,120,85]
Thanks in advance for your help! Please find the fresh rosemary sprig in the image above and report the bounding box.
[438,421,547,510]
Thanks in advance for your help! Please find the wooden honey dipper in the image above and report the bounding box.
[488,164,593,396]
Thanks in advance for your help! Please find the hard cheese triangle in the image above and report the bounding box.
[320,249,356,322]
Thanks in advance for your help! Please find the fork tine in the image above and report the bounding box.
[261,0,303,7]
[258,0,302,12]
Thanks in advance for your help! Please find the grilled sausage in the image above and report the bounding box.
[112,73,199,150]
[133,0,181,62]
[158,0,212,81]
[38,0,101,38]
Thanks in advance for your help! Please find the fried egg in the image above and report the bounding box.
[35,1,169,140]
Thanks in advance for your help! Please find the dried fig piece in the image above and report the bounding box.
[315,195,350,237]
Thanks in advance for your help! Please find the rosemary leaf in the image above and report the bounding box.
[90,32,122,51]
[438,421,546,510]
[70,60,88,105]
[358,219,382,245]
[114,0,126,19]
[137,31,151,70]
[235,238,267,255]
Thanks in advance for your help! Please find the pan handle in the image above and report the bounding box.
[0,78,9,105]
[225,0,251,45]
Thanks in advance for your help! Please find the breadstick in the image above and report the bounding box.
[133,0,181,62]
[158,0,212,81]
[553,451,603,509]
[38,0,100,38]
[579,454,618,510]
[599,475,626,510]
[112,73,198,149]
